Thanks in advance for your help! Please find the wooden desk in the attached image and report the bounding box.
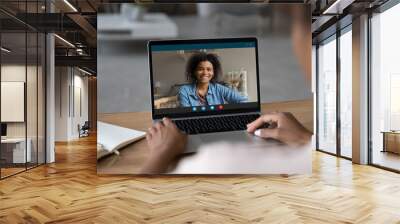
[1,138,32,166]
[97,100,313,174]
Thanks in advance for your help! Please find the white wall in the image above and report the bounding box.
[55,67,68,141]
[1,82,25,122]
[1,65,39,137]
[72,73,89,138]
[1,64,46,164]
[55,67,89,141]
[1,65,26,140]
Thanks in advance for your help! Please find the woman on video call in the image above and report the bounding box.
[178,52,248,107]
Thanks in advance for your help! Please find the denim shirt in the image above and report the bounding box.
[178,83,248,107]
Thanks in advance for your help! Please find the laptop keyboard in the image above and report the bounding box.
[174,114,267,135]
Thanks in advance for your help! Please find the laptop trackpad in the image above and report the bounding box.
[185,135,203,153]
[184,131,278,154]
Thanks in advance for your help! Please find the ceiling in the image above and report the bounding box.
[0,0,99,74]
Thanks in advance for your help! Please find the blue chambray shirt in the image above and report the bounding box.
[178,83,248,107]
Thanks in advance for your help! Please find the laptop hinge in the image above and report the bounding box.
[154,111,261,121]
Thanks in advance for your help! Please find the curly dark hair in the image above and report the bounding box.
[185,52,222,83]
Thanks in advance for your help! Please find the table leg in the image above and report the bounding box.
[382,132,386,153]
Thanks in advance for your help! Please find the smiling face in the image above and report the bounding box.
[195,61,214,84]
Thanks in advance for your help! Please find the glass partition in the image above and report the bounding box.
[1,30,28,177]
[0,1,46,179]
[27,30,38,169]
[317,35,337,155]
[27,0,39,170]
[38,32,45,165]
[370,2,400,171]
[316,25,353,159]
[339,27,352,158]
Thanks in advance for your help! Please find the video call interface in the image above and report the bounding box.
[150,40,259,116]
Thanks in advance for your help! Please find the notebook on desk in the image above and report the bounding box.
[97,121,146,159]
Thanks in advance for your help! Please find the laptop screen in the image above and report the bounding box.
[149,38,260,119]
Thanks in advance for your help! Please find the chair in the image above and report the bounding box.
[79,121,90,138]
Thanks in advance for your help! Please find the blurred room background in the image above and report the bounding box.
[97,3,312,113]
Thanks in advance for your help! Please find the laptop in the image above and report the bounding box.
[148,37,270,153]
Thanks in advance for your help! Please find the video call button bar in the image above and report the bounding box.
[192,105,224,112]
